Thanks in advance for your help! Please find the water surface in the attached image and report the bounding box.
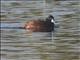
[1,0,80,60]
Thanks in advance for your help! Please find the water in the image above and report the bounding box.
[1,0,80,60]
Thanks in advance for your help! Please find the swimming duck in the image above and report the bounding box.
[24,15,55,32]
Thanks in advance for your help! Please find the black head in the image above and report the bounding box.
[46,15,55,23]
[48,15,54,20]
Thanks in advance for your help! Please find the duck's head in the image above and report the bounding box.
[46,15,55,24]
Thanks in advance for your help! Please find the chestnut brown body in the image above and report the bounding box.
[24,15,55,32]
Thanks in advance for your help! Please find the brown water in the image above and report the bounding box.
[1,0,80,60]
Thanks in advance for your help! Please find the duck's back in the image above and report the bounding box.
[24,15,55,32]
[24,20,54,32]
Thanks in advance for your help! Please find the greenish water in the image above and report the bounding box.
[1,0,80,60]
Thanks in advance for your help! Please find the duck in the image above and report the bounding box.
[24,15,55,32]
